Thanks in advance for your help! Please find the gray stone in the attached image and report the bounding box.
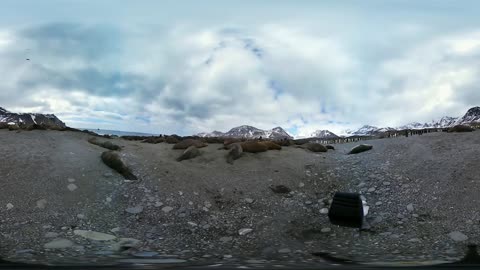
[375,201,383,206]
[44,238,74,249]
[126,206,144,214]
[103,172,114,178]
[73,230,116,241]
[6,203,13,210]
[238,228,253,235]
[67,183,78,191]
[408,238,421,242]
[321,227,331,233]
[220,236,233,242]
[36,199,47,209]
[118,259,187,264]
[44,232,59,238]
[111,238,141,251]
[320,208,329,214]
[448,231,468,242]
[406,203,414,212]
[77,214,85,219]
[382,182,391,186]
[305,200,313,205]
[133,251,159,257]
[110,227,121,233]
[162,206,174,213]
[245,198,254,204]
[278,248,291,253]
[367,187,376,192]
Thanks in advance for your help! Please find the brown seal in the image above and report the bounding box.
[226,143,243,164]
[176,145,201,161]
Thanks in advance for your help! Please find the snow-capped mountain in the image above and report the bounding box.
[197,125,293,139]
[457,106,480,124]
[310,130,340,139]
[0,107,66,129]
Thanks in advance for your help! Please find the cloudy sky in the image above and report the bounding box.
[1,0,480,137]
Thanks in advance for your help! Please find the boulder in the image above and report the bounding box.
[173,139,207,149]
[240,141,269,153]
[101,151,137,180]
[349,144,373,154]
[226,143,243,164]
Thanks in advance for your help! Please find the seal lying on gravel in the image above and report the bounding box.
[173,139,207,149]
[349,144,373,154]
[240,141,269,153]
[326,145,335,150]
[88,137,121,150]
[260,141,282,150]
[296,143,328,152]
[226,143,243,164]
[177,146,201,161]
[100,151,137,180]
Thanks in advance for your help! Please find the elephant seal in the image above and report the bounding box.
[297,143,327,152]
[226,143,243,164]
[173,139,207,149]
[326,145,335,150]
[240,141,268,153]
[177,146,201,161]
[260,141,282,150]
[101,151,137,180]
[348,144,373,154]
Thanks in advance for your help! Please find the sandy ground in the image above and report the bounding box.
[0,129,479,265]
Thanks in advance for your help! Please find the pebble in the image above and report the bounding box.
[367,187,376,192]
[126,206,144,214]
[220,236,232,242]
[238,228,253,235]
[382,181,391,186]
[187,222,198,227]
[44,238,74,249]
[110,227,121,233]
[321,228,331,233]
[67,178,75,183]
[6,203,14,210]
[408,238,421,242]
[448,231,468,242]
[299,182,305,188]
[67,183,78,191]
[44,232,59,238]
[320,208,329,214]
[111,238,141,251]
[305,200,312,205]
[245,198,254,204]
[73,230,116,241]
[106,197,112,203]
[406,203,414,212]
[133,251,159,257]
[36,199,47,209]
[77,214,85,219]
[103,172,113,178]
[155,202,164,207]
[397,213,405,219]
[162,206,174,213]
[375,201,383,206]
[358,182,366,188]
[278,248,291,254]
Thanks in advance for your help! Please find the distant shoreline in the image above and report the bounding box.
[76,128,157,137]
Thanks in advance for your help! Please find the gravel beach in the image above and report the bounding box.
[0,129,479,265]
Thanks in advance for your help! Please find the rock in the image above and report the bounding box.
[44,238,74,249]
[187,222,198,227]
[77,214,85,219]
[6,203,14,210]
[269,185,291,194]
[155,202,164,207]
[110,227,121,233]
[15,249,34,254]
[372,216,383,224]
[220,236,232,242]
[103,172,114,178]
[305,200,312,205]
[321,228,331,233]
[238,228,253,235]
[278,248,291,254]
[67,178,76,183]
[111,238,141,251]
[406,203,414,212]
[448,231,468,242]
[118,259,187,264]
[67,183,78,191]
[367,187,376,192]
[245,198,254,204]
[73,230,116,241]
[106,197,112,203]
[133,251,159,257]
[397,213,405,219]
[375,201,382,206]
[36,199,47,209]
[320,208,329,214]
[382,182,391,186]
[348,144,373,154]
[125,206,144,214]
[44,232,59,238]
[408,238,421,242]
[298,182,305,188]
[162,206,174,213]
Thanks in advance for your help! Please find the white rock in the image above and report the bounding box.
[162,206,174,213]
[319,208,329,214]
[178,191,183,196]
[187,222,198,227]
[448,231,468,242]
[125,206,143,214]
[67,184,78,191]
[73,230,116,241]
[375,201,383,206]
[245,198,254,204]
[110,227,121,233]
[406,203,414,212]
[6,203,14,210]
[44,238,74,249]
[298,182,305,188]
[106,197,112,203]
[36,199,47,209]
[238,228,253,235]
[367,187,376,192]
[321,227,331,233]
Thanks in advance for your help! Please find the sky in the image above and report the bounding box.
[1,0,480,137]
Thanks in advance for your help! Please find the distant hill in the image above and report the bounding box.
[0,107,66,129]
[310,130,340,139]
[197,125,293,140]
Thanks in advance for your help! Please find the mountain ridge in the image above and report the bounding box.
[0,106,66,129]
